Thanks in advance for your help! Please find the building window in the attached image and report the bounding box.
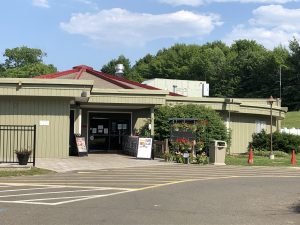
[255,120,266,133]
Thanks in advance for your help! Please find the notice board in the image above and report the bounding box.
[136,138,152,159]
[75,136,88,156]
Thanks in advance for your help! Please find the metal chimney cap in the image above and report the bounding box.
[115,64,124,76]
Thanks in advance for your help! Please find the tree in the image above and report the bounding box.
[0,63,57,78]
[285,38,300,110]
[0,46,57,78]
[227,40,282,99]
[131,54,154,80]
[132,44,202,80]
[3,46,45,68]
[190,44,237,97]
[101,40,297,110]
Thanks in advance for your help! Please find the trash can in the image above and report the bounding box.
[209,140,227,165]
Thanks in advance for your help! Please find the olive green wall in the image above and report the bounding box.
[132,109,151,134]
[0,97,70,158]
[219,112,276,154]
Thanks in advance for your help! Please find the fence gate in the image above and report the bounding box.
[0,125,36,166]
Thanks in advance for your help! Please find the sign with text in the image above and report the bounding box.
[137,138,152,159]
[75,136,87,156]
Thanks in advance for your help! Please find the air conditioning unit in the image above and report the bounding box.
[203,83,209,97]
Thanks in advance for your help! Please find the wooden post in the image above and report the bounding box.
[164,138,169,154]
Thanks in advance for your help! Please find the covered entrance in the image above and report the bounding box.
[88,112,131,152]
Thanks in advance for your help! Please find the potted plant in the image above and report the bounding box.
[15,148,32,165]
[171,123,180,131]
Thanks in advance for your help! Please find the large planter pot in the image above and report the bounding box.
[16,154,30,165]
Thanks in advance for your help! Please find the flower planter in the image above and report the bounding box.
[16,153,30,165]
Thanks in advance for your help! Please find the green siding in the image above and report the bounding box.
[0,97,70,158]
[89,95,165,105]
[228,113,275,154]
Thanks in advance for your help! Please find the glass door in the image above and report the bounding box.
[110,119,131,150]
[88,112,131,152]
[88,114,109,151]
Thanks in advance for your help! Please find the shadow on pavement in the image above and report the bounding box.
[291,201,300,213]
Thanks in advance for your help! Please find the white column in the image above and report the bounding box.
[74,108,82,135]
[150,107,154,137]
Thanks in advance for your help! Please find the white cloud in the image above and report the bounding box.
[159,0,205,6]
[76,0,99,9]
[60,8,222,47]
[159,0,298,6]
[225,25,299,48]
[250,5,300,31]
[32,0,49,8]
[225,5,300,48]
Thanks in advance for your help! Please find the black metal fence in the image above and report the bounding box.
[0,125,36,166]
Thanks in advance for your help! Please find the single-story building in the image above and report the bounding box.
[0,65,286,159]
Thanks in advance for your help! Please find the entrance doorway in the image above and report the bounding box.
[69,110,77,155]
[88,112,131,152]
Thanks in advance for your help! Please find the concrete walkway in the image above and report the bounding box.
[35,154,168,172]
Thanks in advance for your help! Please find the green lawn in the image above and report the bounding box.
[226,154,300,167]
[0,167,55,177]
[282,111,300,128]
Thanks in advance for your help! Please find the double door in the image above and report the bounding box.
[88,113,131,151]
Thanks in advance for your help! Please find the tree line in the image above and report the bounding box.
[1,39,300,110]
[101,39,300,111]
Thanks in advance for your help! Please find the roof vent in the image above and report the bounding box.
[115,64,124,77]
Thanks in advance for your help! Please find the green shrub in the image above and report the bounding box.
[194,152,209,164]
[175,154,184,163]
[164,152,175,162]
[154,104,230,148]
[251,130,300,153]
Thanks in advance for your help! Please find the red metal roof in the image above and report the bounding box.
[35,65,182,96]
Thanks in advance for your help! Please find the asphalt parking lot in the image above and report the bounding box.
[0,165,300,224]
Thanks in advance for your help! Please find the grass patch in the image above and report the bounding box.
[225,154,300,167]
[282,111,300,128]
[0,167,55,177]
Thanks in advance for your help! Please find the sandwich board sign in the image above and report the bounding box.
[75,136,88,156]
[136,138,152,159]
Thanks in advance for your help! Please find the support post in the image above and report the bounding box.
[74,108,82,135]
[150,107,154,137]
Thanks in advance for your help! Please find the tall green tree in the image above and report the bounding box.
[190,43,237,97]
[228,40,283,99]
[0,46,57,78]
[285,38,300,110]
[3,46,45,68]
[138,44,202,80]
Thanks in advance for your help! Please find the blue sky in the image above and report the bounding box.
[0,0,299,71]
